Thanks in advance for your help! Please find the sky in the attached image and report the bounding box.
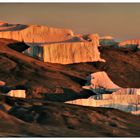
[0,3,140,41]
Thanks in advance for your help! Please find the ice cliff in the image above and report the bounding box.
[0,21,74,44]
[83,71,121,92]
[0,21,105,64]
[66,91,140,115]
[0,81,5,86]
[66,71,140,115]
[43,42,105,64]
[119,40,140,49]
[99,36,117,47]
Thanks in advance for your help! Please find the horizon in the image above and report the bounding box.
[0,3,140,41]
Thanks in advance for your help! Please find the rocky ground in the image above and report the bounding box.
[0,96,140,137]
